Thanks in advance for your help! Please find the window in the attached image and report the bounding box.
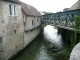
[24,22,26,26]
[14,30,16,34]
[9,5,18,16]
[32,20,33,25]
[9,5,12,15]
[37,18,38,22]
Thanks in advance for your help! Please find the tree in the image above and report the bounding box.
[74,15,80,29]
[43,11,53,15]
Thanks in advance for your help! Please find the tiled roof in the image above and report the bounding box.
[19,1,41,16]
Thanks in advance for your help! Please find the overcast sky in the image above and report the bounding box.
[20,0,78,13]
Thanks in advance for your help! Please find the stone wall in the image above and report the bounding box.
[23,12,41,31]
[0,1,4,60]
[24,27,40,47]
[0,1,41,60]
[0,1,24,60]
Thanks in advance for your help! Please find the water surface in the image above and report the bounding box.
[12,34,57,60]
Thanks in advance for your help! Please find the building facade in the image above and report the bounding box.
[0,0,41,60]
[20,1,41,48]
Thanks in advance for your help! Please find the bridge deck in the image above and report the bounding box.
[51,24,80,32]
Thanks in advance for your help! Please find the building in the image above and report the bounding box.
[0,0,41,60]
[63,8,69,12]
[20,1,41,47]
[69,0,80,10]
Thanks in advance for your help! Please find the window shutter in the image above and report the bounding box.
[15,6,18,16]
[12,5,14,15]
[9,5,12,15]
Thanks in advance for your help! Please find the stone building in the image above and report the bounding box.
[0,0,41,60]
[20,1,41,48]
[20,1,41,31]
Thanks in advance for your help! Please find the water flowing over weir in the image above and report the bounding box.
[43,25,63,50]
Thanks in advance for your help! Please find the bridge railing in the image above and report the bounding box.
[42,9,80,29]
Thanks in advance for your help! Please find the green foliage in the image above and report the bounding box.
[52,45,71,60]
[43,11,53,15]
[70,15,80,49]
[74,15,80,29]
[70,34,74,49]
[43,24,47,27]
[64,23,67,27]
[52,15,80,60]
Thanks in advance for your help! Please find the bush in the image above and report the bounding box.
[52,45,71,60]
[74,15,80,29]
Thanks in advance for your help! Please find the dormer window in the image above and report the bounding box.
[9,5,18,16]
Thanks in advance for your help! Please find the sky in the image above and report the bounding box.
[20,0,78,13]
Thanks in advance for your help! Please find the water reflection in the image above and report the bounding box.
[35,44,53,60]
[12,34,56,60]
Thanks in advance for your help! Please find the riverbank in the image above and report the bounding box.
[12,24,79,60]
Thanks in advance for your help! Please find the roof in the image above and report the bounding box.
[19,1,41,17]
[3,0,20,4]
[69,0,80,10]
[63,8,69,12]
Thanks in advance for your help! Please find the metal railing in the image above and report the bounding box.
[41,9,80,29]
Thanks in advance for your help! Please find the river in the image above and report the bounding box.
[12,33,57,60]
